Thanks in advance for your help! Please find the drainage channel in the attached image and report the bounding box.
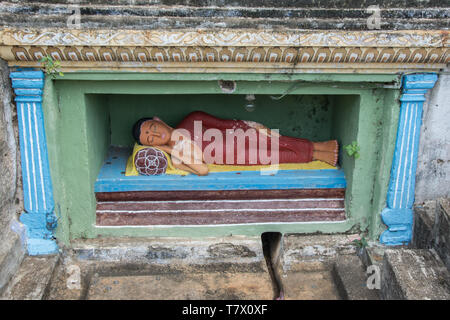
[261,232,284,300]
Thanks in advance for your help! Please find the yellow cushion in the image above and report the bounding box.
[208,161,336,172]
[126,143,336,176]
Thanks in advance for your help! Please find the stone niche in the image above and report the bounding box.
[39,73,400,242]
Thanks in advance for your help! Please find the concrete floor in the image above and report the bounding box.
[2,234,382,300]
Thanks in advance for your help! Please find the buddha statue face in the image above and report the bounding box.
[139,118,172,146]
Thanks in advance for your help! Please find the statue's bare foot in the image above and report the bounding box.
[312,150,338,166]
[313,140,338,153]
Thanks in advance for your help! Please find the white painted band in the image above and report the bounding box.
[98,198,345,205]
[97,208,345,213]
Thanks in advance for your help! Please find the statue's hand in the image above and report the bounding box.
[243,120,280,138]
[243,120,264,130]
[265,129,281,138]
[155,144,173,154]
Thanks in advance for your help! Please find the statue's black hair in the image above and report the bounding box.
[132,117,153,144]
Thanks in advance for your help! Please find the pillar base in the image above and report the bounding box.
[20,212,58,255]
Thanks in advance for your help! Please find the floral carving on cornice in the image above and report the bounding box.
[1,28,448,48]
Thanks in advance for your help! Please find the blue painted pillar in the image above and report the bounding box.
[10,70,58,255]
[380,73,438,245]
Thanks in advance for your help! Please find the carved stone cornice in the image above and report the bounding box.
[1,28,448,47]
[0,28,448,73]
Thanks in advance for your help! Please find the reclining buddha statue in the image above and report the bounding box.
[132,111,338,176]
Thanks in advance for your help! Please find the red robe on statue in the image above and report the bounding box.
[175,111,313,165]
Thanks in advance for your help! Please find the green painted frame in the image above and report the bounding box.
[42,72,400,245]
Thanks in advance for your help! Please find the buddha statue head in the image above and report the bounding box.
[132,117,172,146]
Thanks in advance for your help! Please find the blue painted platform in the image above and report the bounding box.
[95,147,346,192]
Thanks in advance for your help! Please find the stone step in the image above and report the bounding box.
[45,236,277,299]
[3,0,449,9]
[412,198,450,271]
[86,265,274,300]
[1,3,447,20]
[44,257,276,300]
[381,249,450,300]
[278,261,341,300]
[332,254,380,300]
[0,1,448,30]
[412,201,437,249]
[275,234,360,300]
[0,255,59,300]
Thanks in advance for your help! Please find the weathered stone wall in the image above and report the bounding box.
[415,69,450,204]
[0,57,25,294]
[0,0,448,30]
[0,58,20,232]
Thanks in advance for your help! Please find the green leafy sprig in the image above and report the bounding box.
[344,141,360,159]
[39,55,64,79]
[352,236,368,248]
